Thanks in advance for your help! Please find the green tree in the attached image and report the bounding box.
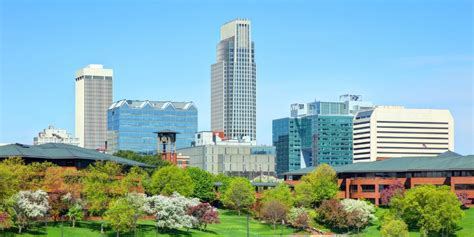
[113,150,170,173]
[186,167,216,202]
[222,177,255,215]
[0,157,33,202]
[66,203,84,228]
[120,166,150,193]
[294,164,338,207]
[381,218,409,237]
[214,173,232,194]
[261,183,293,209]
[105,198,135,237]
[391,185,464,236]
[149,165,194,196]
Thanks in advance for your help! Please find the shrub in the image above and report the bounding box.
[381,218,409,237]
[287,207,310,230]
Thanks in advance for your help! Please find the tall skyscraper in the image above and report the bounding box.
[211,19,257,141]
[75,64,113,149]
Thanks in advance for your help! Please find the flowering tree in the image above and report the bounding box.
[0,211,13,231]
[380,181,405,206]
[12,190,50,234]
[125,192,148,234]
[144,192,199,230]
[287,207,310,230]
[457,191,470,209]
[187,202,220,230]
[340,199,376,232]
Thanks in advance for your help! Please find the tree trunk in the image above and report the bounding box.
[238,209,241,216]
[273,222,276,230]
[101,223,104,233]
[116,231,120,237]
[72,219,76,228]
[18,225,22,234]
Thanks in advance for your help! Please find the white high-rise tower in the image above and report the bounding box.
[211,19,256,141]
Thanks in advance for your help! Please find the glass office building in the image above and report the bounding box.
[107,100,198,154]
[273,100,358,175]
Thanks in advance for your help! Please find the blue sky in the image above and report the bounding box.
[1,0,473,154]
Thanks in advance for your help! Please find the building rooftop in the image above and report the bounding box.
[109,99,196,111]
[283,151,474,176]
[0,143,154,168]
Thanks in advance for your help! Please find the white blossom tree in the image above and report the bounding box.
[144,192,199,230]
[12,190,50,234]
[340,198,376,232]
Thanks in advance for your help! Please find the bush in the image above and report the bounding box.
[381,218,409,237]
[287,207,310,230]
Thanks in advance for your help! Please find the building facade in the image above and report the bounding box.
[75,64,113,150]
[353,106,454,162]
[273,97,367,175]
[107,100,197,154]
[211,19,257,141]
[34,125,80,146]
[178,132,275,178]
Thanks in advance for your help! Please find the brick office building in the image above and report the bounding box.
[283,151,474,206]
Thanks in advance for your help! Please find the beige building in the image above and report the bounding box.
[353,106,454,162]
[34,125,79,146]
[178,132,275,178]
[75,64,113,149]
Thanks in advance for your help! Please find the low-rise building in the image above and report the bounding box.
[283,151,474,206]
[34,125,80,146]
[178,131,276,178]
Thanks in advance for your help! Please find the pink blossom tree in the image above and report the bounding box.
[187,202,220,230]
[380,181,405,206]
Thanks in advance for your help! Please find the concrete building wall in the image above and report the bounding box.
[353,106,454,162]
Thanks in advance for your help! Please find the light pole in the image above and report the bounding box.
[246,212,250,237]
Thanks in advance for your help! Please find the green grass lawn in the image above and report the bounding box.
[0,209,305,237]
[358,208,474,237]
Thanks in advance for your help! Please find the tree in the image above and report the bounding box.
[0,157,32,202]
[391,185,464,236]
[214,173,232,194]
[381,217,409,237]
[149,166,194,196]
[125,192,148,235]
[113,150,171,172]
[105,198,135,237]
[340,199,376,232]
[317,199,348,230]
[287,207,310,230]
[187,202,220,230]
[261,183,293,209]
[221,177,256,215]
[380,181,405,206]
[260,200,288,230]
[66,203,84,228]
[456,191,470,209]
[11,190,50,234]
[120,166,150,194]
[294,164,338,207]
[186,167,216,202]
[0,211,13,231]
[144,192,199,230]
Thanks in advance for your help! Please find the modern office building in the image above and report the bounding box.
[75,64,113,150]
[273,96,373,175]
[178,131,275,178]
[211,19,257,141]
[33,125,80,146]
[283,152,474,206]
[107,100,198,154]
[353,106,454,162]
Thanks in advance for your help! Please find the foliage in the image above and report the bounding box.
[66,203,84,228]
[82,161,123,216]
[380,181,405,206]
[261,183,293,209]
[105,198,135,236]
[380,215,409,237]
[113,150,171,171]
[187,202,220,230]
[287,207,310,230]
[340,199,376,232]
[120,166,150,193]
[260,200,288,230]
[0,157,33,202]
[252,175,282,183]
[294,164,338,208]
[214,173,232,194]
[144,192,199,230]
[457,191,470,209]
[11,190,50,234]
[149,166,194,196]
[0,211,13,230]
[186,167,216,202]
[391,185,464,236]
[317,199,348,230]
[221,177,256,215]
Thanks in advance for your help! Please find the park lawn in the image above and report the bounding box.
[1,209,306,237]
[357,207,474,237]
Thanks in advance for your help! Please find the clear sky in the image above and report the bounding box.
[1,0,473,154]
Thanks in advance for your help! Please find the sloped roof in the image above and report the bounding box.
[0,143,154,168]
[109,99,196,111]
[283,151,474,176]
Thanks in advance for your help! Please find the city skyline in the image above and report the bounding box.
[1,0,472,154]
